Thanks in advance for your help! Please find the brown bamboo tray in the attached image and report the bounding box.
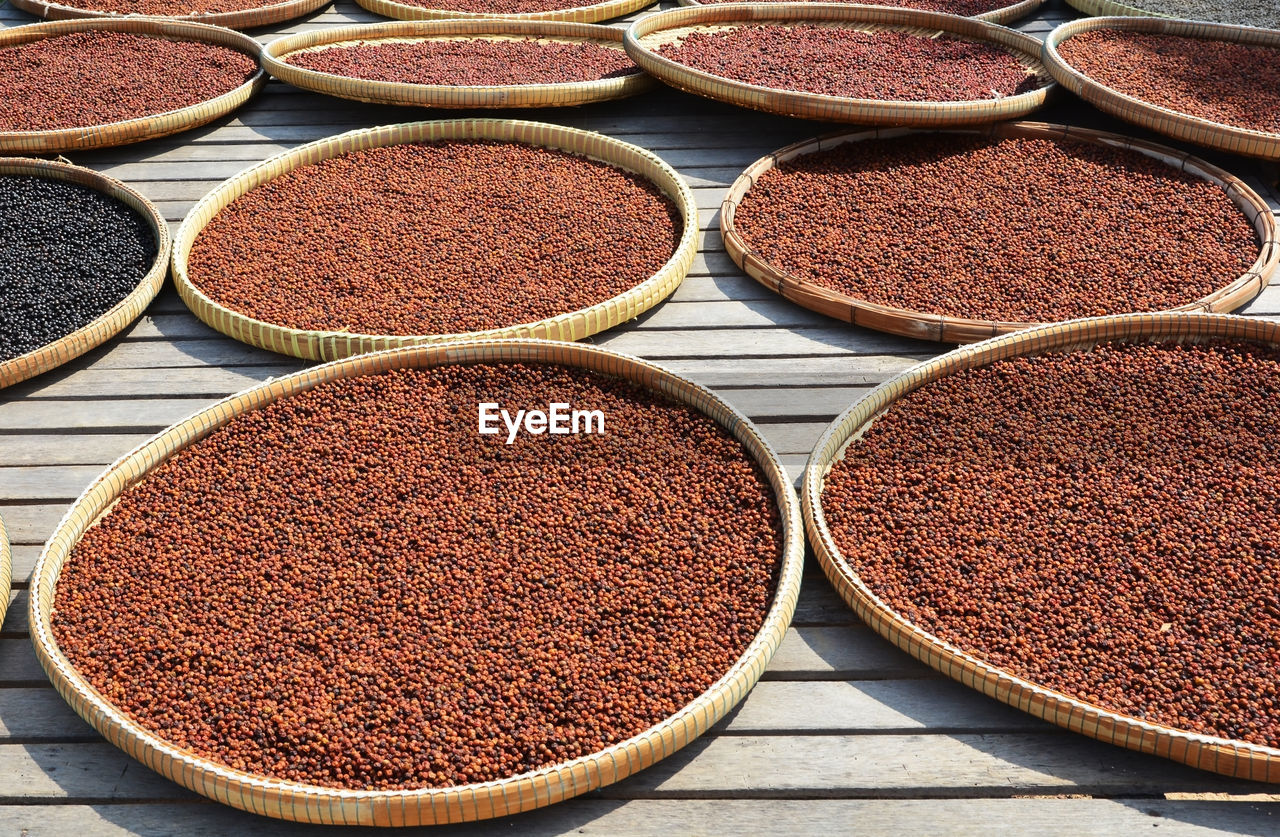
[721,122,1280,344]
[1044,17,1280,161]
[676,0,1047,26]
[0,19,264,154]
[353,0,652,24]
[623,5,1055,126]
[0,515,10,633]
[29,338,806,825]
[262,21,654,109]
[172,119,698,361]
[0,158,170,389]
[803,311,1280,783]
[7,0,330,32]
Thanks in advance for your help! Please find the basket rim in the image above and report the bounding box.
[623,4,1055,123]
[28,337,807,825]
[0,18,265,151]
[1042,17,1280,147]
[802,311,1280,780]
[171,118,699,361]
[5,0,330,32]
[1063,0,1280,26]
[674,0,1047,26]
[261,20,652,108]
[0,513,9,633]
[718,121,1279,344]
[352,0,654,24]
[0,157,172,389]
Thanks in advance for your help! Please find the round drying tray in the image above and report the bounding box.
[6,0,329,32]
[353,0,651,24]
[173,119,698,362]
[624,4,1054,126]
[29,338,806,826]
[803,311,1280,782]
[262,20,654,109]
[1063,0,1280,29]
[0,158,170,389]
[0,19,264,154]
[0,515,9,632]
[1044,17,1280,161]
[675,0,1047,27]
[720,122,1279,344]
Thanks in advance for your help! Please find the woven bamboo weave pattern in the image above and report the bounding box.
[29,339,806,825]
[262,21,654,109]
[0,515,9,632]
[172,119,698,361]
[676,0,1047,26]
[720,122,1279,344]
[0,158,170,389]
[624,5,1054,126]
[803,312,1280,783]
[1043,17,1280,161]
[354,0,652,24]
[7,0,329,32]
[0,19,264,153]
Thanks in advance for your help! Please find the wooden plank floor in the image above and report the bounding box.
[4,1,1280,833]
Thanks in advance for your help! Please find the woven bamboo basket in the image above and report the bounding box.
[1063,0,1280,27]
[804,311,1280,782]
[624,4,1054,126]
[0,19,264,154]
[29,338,806,825]
[675,0,1046,26]
[262,21,654,109]
[721,122,1279,344]
[172,119,698,362]
[7,0,329,32]
[1044,17,1280,161]
[353,0,651,24]
[0,158,170,389]
[0,515,10,633]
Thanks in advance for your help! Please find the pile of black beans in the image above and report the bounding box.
[0,174,157,363]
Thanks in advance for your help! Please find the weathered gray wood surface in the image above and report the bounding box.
[3,0,1280,833]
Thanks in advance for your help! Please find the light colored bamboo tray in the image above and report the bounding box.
[1044,17,1280,161]
[1063,0,1280,26]
[0,158,171,389]
[354,0,652,24]
[262,21,654,109]
[804,311,1280,783]
[7,0,330,32]
[624,4,1054,126]
[29,338,806,825]
[676,0,1046,26]
[0,19,264,154]
[721,122,1279,344]
[0,515,10,633]
[173,119,698,361]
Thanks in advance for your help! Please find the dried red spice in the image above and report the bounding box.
[691,0,1013,13]
[731,135,1259,322]
[186,141,681,335]
[1057,30,1280,135]
[655,25,1039,101]
[0,31,257,132]
[822,340,1280,747]
[53,363,783,790]
[285,38,637,86]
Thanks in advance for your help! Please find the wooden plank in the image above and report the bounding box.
[767,625,925,678]
[0,467,104,502]
[0,399,216,432]
[0,690,95,741]
[1,798,1277,837]
[0,435,152,466]
[5,367,304,401]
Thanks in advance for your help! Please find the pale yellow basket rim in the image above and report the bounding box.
[261,21,652,108]
[0,514,10,632]
[719,121,1279,344]
[29,338,806,825]
[0,157,172,389]
[6,0,331,32]
[1043,17,1280,146]
[624,4,1056,122]
[172,118,698,362]
[676,0,1048,26]
[803,312,1280,782]
[353,0,654,25]
[0,18,264,152]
